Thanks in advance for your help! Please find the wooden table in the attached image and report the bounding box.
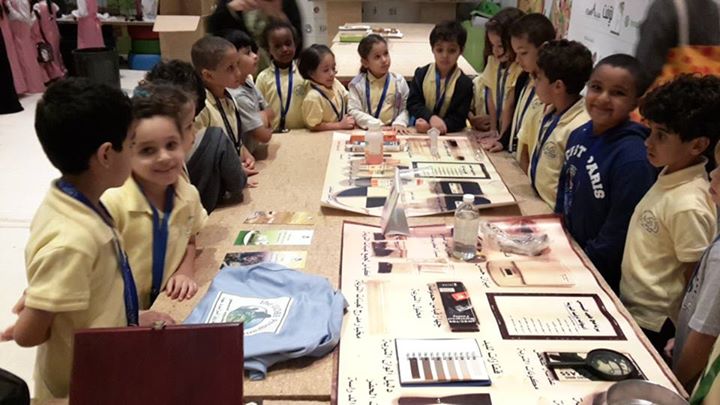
[56,17,154,26]
[146,129,550,402]
[331,41,478,83]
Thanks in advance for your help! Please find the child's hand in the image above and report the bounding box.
[482,139,504,153]
[429,115,448,134]
[243,166,259,177]
[392,125,411,134]
[243,154,256,170]
[1,293,26,341]
[1,324,16,342]
[247,179,259,188]
[165,274,198,301]
[415,118,430,133]
[664,338,675,360]
[138,310,176,327]
[469,114,492,132]
[340,115,355,129]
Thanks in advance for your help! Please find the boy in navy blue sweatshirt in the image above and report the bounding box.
[555,54,657,293]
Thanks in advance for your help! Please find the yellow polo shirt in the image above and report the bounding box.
[302,79,348,128]
[530,98,589,208]
[513,78,546,160]
[472,56,523,117]
[25,182,127,401]
[195,89,240,150]
[256,62,306,130]
[621,159,716,332]
[102,176,208,310]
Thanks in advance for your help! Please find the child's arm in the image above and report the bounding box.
[499,88,516,136]
[347,80,382,130]
[166,237,199,301]
[220,131,252,196]
[260,108,275,129]
[406,67,433,126]
[390,77,411,132]
[310,117,355,132]
[302,93,355,131]
[442,75,474,133]
[237,92,273,143]
[674,330,718,389]
[240,145,258,176]
[10,307,54,347]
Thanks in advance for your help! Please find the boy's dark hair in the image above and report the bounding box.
[224,29,259,53]
[537,39,593,95]
[594,54,651,97]
[191,35,235,73]
[429,20,467,50]
[132,83,190,134]
[509,13,555,48]
[484,7,525,64]
[260,18,298,52]
[298,44,334,80]
[35,78,132,175]
[357,34,387,74]
[145,59,206,117]
[641,74,720,144]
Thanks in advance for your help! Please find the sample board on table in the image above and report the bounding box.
[320,132,516,217]
[336,216,680,404]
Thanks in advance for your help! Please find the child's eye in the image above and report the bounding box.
[610,90,626,97]
[140,147,154,156]
[167,141,179,150]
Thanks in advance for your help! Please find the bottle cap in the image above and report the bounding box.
[463,194,474,203]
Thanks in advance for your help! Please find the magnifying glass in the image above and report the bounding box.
[546,349,639,381]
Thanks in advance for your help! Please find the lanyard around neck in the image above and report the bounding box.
[311,83,344,121]
[365,73,390,119]
[510,83,536,153]
[434,66,456,115]
[213,92,242,154]
[495,65,509,126]
[530,103,575,187]
[56,179,139,326]
[274,63,294,130]
[137,183,175,306]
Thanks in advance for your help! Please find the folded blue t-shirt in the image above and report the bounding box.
[185,263,346,380]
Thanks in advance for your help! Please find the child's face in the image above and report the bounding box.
[179,101,196,154]
[237,46,259,82]
[710,154,720,204]
[310,53,337,88]
[585,64,637,132]
[203,48,244,90]
[432,40,462,73]
[268,27,295,67]
[645,122,706,172]
[362,41,391,77]
[511,35,538,73]
[488,31,508,62]
[131,116,185,188]
[533,69,555,105]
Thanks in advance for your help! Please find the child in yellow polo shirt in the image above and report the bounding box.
[470,7,524,138]
[0,78,170,400]
[103,85,208,310]
[299,44,355,131]
[508,13,555,169]
[529,39,592,208]
[256,19,305,131]
[621,75,719,355]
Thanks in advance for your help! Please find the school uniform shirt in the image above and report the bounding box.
[513,76,546,160]
[102,175,208,310]
[25,182,128,400]
[347,71,410,129]
[407,63,473,133]
[530,97,589,208]
[472,56,522,126]
[256,61,306,130]
[196,88,243,155]
[229,77,268,154]
[620,158,717,332]
[555,120,657,292]
[301,78,348,128]
[674,235,720,368]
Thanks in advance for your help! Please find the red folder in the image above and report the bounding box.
[69,322,243,405]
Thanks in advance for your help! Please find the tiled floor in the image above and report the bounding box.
[0,70,146,392]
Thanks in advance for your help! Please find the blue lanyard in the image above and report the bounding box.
[530,106,571,188]
[56,180,139,326]
[213,92,243,155]
[311,83,344,121]
[365,73,390,119]
[510,84,536,153]
[274,63,293,130]
[495,66,509,127]
[138,184,175,306]
[483,86,490,115]
[434,66,456,115]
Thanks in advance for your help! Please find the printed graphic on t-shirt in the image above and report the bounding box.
[205,292,293,336]
[544,141,560,160]
[639,210,659,234]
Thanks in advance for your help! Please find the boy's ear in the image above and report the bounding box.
[95,142,115,169]
[552,79,566,94]
[690,136,711,157]
[200,68,212,82]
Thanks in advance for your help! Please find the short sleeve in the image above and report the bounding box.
[689,248,720,336]
[235,91,264,133]
[194,104,212,132]
[302,93,324,128]
[670,208,716,263]
[190,191,208,235]
[26,247,94,312]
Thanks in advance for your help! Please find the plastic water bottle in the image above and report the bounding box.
[452,194,480,260]
[365,123,384,165]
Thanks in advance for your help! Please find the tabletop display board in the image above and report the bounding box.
[336,216,680,404]
[320,132,517,217]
